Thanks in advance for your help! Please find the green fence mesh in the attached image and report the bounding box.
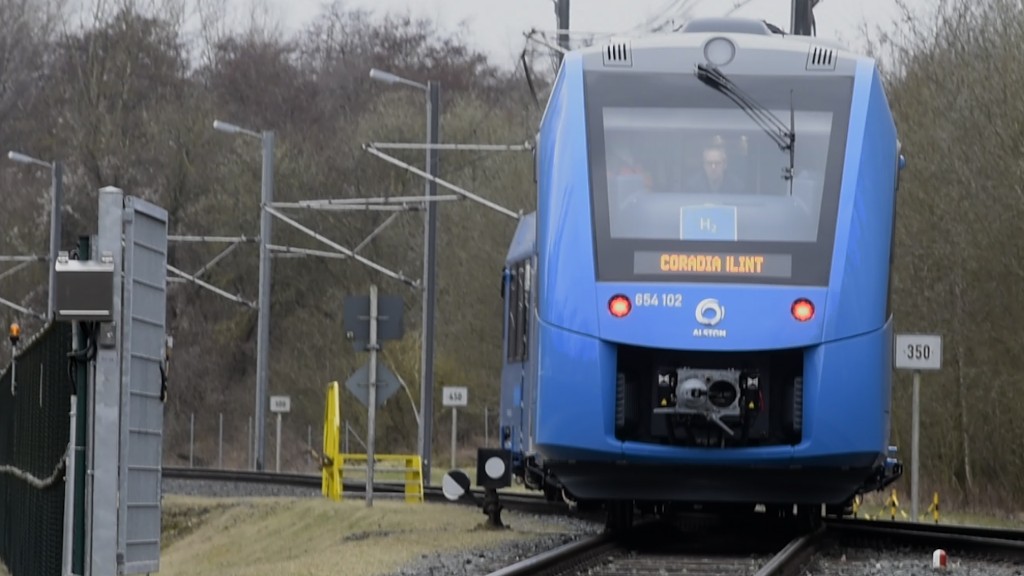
[0,322,74,576]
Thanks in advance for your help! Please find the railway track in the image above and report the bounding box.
[824,516,1024,562]
[485,515,819,576]
[163,468,1024,573]
[161,466,572,516]
[485,512,1024,575]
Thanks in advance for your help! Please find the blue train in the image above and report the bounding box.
[486,16,905,526]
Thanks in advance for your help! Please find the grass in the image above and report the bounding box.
[157,494,579,576]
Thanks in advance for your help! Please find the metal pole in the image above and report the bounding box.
[71,237,89,575]
[367,284,379,507]
[555,0,571,61]
[419,81,440,486]
[912,370,920,522]
[276,412,282,473]
[48,161,63,320]
[255,130,275,471]
[248,416,253,470]
[791,0,816,36]
[308,425,312,466]
[218,413,223,469]
[61,394,76,576]
[190,413,195,468]
[451,408,457,469]
[9,345,15,395]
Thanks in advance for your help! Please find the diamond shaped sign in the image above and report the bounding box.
[344,361,402,408]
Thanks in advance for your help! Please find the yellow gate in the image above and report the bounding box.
[320,381,423,504]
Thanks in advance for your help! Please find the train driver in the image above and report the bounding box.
[687,142,743,194]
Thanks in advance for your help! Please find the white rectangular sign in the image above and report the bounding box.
[269,395,291,413]
[894,334,942,371]
[442,386,468,407]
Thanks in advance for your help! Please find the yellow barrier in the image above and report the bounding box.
[320,381,423,504]
[855,489,942,523]
[882,488,909,520]
[322,382,343,501]
[927,491,940,523]
[338,453,424,504]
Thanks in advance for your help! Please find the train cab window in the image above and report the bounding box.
[584,71,853,286]
[601,106,833,244]
[506,259,530,363]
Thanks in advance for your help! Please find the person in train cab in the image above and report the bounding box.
[688,142,744,194]
[607,147,653,189]
[606,145,653,209]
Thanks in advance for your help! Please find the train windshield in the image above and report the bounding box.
[585,71,854,286]
[603,107,831,242]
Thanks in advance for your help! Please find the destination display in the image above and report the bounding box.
[633,251,793,278]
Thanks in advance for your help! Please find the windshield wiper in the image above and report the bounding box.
[695,63,796,187]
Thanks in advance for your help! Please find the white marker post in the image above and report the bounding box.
[443,386,468,469]
[894,333,942,522]
[269,395,291,473]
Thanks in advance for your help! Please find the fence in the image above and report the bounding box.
[175,406,501,474]
[0,322,74,576]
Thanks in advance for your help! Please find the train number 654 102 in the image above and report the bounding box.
[634,293,683,307]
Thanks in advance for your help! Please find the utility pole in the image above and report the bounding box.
[48,161,63,319]
[791,0,818,36]
[211,120,275,472]
[555,0,570,64]
[420,81,440,485]
[255,130,275,471]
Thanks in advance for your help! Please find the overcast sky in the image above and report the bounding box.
[213,0,924,68]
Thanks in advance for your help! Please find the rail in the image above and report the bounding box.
[162,468,1024,569]
[479,513,1024,576]
[161,466,571,515]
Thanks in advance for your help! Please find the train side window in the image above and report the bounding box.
[506,259,530,363]
[519,261,530,360]
[506,265,519,361]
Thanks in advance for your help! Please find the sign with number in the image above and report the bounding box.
[270,395,291,413]
[894,334,942,371]
[442,386,468,407]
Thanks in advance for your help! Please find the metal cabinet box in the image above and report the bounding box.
[54,257,115,322]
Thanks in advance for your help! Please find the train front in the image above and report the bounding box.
[533,20,903,508]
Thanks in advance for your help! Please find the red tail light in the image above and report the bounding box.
[791,298,814,322]
[609,295,632,318]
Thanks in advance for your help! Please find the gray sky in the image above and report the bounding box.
[222,0,922,68]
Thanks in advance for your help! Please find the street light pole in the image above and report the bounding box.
[212,120,274,471]
[421,80,440,486]
[49,162,63,320]
[256,130,274,472]
[6,151,63,320]
[368,68,440,485]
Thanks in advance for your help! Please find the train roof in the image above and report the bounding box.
[576,17,864,78]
